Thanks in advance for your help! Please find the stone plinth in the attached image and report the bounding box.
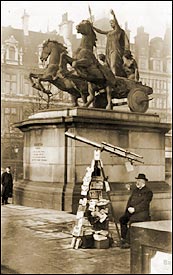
[130,220,172,274]
[14,107,171,218]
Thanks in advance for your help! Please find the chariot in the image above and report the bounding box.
[93,76,153,113]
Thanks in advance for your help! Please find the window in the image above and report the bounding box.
[139,59,147,70]
[163,99,166,109]
[149,79,153,87]
[5,108,10,114]
[5,74,17,95]
[11,82,17,94]
[163,81,167,90]
[24,83,30,96]
[156,50,161,58]
[4,35,19,65]
[159,80,163,90]
[151,79,155,89]
[166,60,171,73]
[158,98,161,108]
[5,82,10,94]
[9,46,15,60]
[6,74,10,81]
[156,80,160,89]
[153,60,161,72]
[3,107,18,135]
[149,98,154,108]
[159,81,166,94]
[168,82,171,92]
[4,108,17,115]
[11,108,17,114]
[156,98,163,109]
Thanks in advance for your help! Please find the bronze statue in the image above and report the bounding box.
[57,19,153,113]
[29,20,153,113]
[29,39,89,107]
[56,20,116,110]
[93,9,130,77]
[55,20,102,81]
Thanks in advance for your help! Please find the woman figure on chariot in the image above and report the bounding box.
[93,9,130,77]
[122,50,140,82]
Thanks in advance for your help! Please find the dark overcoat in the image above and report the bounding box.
[126,185,153,222]
[1,172,13,197]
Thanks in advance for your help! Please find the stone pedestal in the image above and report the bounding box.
[14,107,171,218]
[130,220,172,274]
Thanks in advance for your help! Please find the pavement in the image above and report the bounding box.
[1,200,130,274]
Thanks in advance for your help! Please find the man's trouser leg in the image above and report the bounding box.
[119,213,130,242]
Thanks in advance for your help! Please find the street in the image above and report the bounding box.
[1,203,130,274]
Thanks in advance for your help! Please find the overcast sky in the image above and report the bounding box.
[1,1,172,42]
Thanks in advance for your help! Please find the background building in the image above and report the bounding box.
[1,12,172,182]
[1,11,80,178]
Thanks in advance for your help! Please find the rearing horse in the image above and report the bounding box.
[29,39,88,106]
[56,20,115,109]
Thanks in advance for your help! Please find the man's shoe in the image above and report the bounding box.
[120,238,126,245]
[121,242,130,249]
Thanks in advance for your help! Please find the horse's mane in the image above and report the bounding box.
[90,24,97,47]
[43,39,67,52]
[85,20,97,47]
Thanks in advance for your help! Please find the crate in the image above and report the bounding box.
[90,181,103,190]
[94,238,110,249]
[81,234,94,248]
[89,190,102,199]
[91,176,103,181]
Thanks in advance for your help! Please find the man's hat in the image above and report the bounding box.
[135,173,148,181]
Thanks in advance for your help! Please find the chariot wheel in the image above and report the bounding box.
[127,88,149,113]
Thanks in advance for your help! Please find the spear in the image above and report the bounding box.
[88,5,98,57]
[88,5,93,24]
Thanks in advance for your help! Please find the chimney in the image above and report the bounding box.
[21,10,29,36]
[59,12,74,40]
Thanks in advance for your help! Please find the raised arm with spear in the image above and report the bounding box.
[91,8,130,77]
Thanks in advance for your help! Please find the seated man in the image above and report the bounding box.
[119,173,153,249]
[122,50,139,82]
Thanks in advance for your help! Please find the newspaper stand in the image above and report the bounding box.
[65,132,143,249]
